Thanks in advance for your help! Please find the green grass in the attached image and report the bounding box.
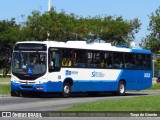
[0,84,10,95]
[148,84,160,90]
[0,77,10,95]
[0,77,10,82]
[0,69,11,74]
[61,95,160,111]
[0,69,2,74]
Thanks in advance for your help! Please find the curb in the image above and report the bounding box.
[0,94,10,97]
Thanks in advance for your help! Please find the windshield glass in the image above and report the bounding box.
[12,52,46,76]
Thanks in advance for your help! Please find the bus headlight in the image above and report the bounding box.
[11,76,19,83]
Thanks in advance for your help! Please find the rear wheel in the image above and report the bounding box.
[117,81,126,96]
[62,82,71,98]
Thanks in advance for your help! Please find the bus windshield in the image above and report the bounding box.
[12,52,46,79]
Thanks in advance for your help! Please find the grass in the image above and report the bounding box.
[61,95,160,111]
[0,84,10,95]
[148,84,160,90]
[0,77,11,95]
[0,69,11,74]
[0,77,10,82]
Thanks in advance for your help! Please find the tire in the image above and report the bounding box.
[117,81,126,96]
[62,82,71,98]
[11,91,20,97]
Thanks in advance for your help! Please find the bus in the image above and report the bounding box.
[11,41,152,97]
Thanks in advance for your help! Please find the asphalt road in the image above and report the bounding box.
[0,91,160,120]
[0,91,160,111]
[0,91,159,111]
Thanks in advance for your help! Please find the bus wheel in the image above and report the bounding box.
[11,91,20,97]
[62,82,71,98]
[117,81,126,96]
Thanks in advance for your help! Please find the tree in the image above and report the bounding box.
[0,18,20,77]
[0,8,141,76]
[87,16,141,45]
[154,57,160,77]
[23,7,141,45]
[0,18,22,48]
[140,6,160,53]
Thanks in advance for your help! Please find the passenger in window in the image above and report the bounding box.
[113,59,119,68]
[40,56,45,64]
[119,62,123,68]
[31,56,38,65]
[62,58,68,66]
[106,58,112,67]
[67,58,72,66]
[100,59,106,68]
[62,58,72,67]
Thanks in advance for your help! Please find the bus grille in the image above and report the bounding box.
[20,85,33,89]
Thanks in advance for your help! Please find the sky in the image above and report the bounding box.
[0,0,160,44]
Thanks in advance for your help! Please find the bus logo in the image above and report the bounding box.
[65,70,78,76]
[66,70,71,76]
[92,71,105,77]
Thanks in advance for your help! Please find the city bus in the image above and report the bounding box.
[11,41,152,97]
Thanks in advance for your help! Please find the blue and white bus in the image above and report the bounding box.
[11,41,152,97]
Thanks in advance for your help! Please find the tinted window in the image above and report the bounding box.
[74,49,86,68]
[87,51,100,68]
[62,49,73,67]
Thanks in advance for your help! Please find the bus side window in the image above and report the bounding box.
[113,52,124,69]
[145,55,151,69]
[62,49,73,67]
[135,54,145,69]
[49,48,60,72]
[125,53,133,69]
[100,52,113,68]
[87,51,100,68]
[74,50,86,68]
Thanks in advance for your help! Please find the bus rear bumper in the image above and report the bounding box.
[11,81,63,93]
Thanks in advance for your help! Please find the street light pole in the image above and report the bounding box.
[48,0,51,12]
[47,0,51,40]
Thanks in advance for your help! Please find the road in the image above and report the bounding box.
[0,91,160,120]
[0,91,158,111]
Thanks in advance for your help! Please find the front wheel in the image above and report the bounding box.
[62,82,71,98]
[11,91,20,97]
[117,81,126,96]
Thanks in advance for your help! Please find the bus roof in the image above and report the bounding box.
[15,41,152,54]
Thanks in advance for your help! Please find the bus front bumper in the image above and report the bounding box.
[11,81,63,93]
